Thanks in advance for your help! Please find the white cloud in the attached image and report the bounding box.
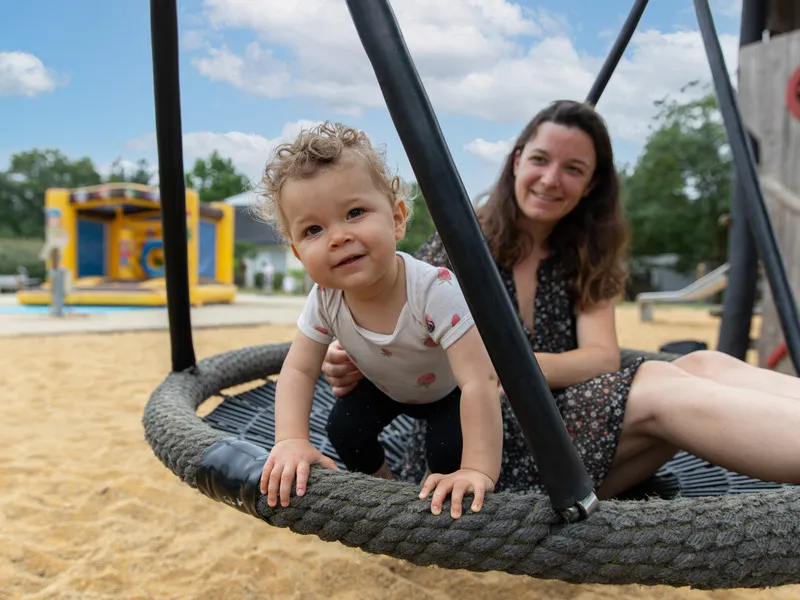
[193,0,545,108]
[712,0,742,19]
[182,30,210,51]
[594,29,738,141]
[463,26,739,159]
[0,51,62,97]
[191,1,738,152]
[124,120,322,186]
[464,137,515,163]
[532,7,572,35]
[463,27,739,164]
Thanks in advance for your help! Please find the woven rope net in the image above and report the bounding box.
[143,343,800,590]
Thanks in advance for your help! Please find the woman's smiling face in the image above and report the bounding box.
[512,121,597,228]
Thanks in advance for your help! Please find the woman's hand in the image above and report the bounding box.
[321,342,364,397]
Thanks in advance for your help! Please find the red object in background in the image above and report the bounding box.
[766,341,788,369]
[788,66,800,120]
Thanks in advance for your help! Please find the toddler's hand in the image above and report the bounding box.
[419,469,495,518]
[259,438,339,507]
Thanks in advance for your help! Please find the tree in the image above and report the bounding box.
[397,182,436,254]
[621,82,733,271]
[0,149,102,238]
[0,171,18,238]
[185,151,250,202]
[105,157,154,185]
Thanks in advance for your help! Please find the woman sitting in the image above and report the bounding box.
[323,99,800,499]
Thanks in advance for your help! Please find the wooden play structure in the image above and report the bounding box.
[738,3,800,374]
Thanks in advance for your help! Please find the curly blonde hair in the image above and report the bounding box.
[258,122,406,243]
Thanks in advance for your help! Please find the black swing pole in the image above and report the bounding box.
[716,0,765,360]
[694,0,800,373]
[585,0,649,106]
[149,0,197,372]
[344,0,598,519]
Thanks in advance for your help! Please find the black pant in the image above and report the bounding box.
[327,379,462,475]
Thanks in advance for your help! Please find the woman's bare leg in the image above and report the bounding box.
[603,360,800,491]
[372,460,393,480]
[672,350,800,400]
[597,441,678,499]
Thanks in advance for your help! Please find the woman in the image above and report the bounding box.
[323,99,800,498]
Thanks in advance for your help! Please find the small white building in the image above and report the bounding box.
[224,190,303,278]
[638,253,697,293]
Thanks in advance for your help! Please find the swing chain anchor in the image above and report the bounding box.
[559,490,600,523]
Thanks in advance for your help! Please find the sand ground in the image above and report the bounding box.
[1,303,797,599]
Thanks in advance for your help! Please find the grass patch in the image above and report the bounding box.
[0,237,46,279]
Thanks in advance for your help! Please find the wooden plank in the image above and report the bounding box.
[768,0,800,36]
[737,29,800,374]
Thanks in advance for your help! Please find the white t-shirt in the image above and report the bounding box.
[297,252,475,404]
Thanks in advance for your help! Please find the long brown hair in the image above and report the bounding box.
[476,100,629,310]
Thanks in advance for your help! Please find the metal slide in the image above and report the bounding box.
[637,262,730,321]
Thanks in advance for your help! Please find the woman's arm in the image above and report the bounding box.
[534,299,621,389]
[416,231,620,389]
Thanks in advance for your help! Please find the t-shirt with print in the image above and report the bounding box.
[297,251,475,404]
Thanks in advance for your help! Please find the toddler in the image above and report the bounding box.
[257,122,502,518]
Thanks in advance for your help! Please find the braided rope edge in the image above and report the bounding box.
[142,344,800,589]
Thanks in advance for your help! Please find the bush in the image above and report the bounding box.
[0,238,46,280]
[273,271,284,292]
[233,260,245,286]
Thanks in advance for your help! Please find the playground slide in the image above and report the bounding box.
[636,262,730,321]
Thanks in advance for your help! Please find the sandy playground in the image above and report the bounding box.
[1,301,798,600]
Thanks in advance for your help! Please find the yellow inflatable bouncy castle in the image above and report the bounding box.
[18,183,236,306]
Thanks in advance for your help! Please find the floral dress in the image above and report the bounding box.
[399,233,647,494]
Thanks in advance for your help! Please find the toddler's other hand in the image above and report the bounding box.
[259,439,339,508]
[419,469,495,518]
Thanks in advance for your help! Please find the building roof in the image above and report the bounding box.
[233,205,282,245]
[223,190,283,245]
[225,190,258,207]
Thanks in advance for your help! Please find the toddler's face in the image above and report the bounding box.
[280,156,406,292]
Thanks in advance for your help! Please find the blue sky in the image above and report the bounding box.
[1,0,742,200]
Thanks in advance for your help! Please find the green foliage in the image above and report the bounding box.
[0,149,102,238]
[621,82,732,271]
[105,157,154,184]
[0,146,251,242]
[185,151,250,202]
[233,242,258,286]
[252,271,285,293]
[234,241,257,261]
[272,271,285,292]
[397,182,436,255]
[0,238,47,279]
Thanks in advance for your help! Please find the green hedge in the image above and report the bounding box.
[253,271,286,292]
[0,238,46,279]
